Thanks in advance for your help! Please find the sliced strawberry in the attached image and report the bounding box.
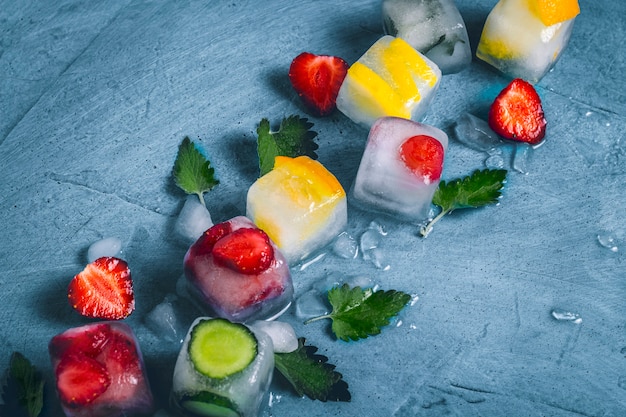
[399,135,445,183]
[55,352,111,407]
[488,78,547,145]
[211,228,274,275]
[190,222,232,258]
[289,52,349,116]
[68,257,134,320]
[49,323,112,358]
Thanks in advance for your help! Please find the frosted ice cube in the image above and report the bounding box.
[382,0,472,74]
[250,320,298,353]
[476,0,578,83]
[49,322,154,417]
[175,195,213,244]
[351,117,448,222]
[247,156,347,265]
[172,318,274,417]
[336,35,442,128]
[87,237,122,263]
[184,216,293,323]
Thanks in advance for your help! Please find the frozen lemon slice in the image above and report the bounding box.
[529,0,580,26]
[247,156,347,265]
[336,35,441,128]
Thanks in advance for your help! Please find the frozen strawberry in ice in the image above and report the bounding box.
[351,117,448,222]
[48,322,154,417]
[183,216,293,322]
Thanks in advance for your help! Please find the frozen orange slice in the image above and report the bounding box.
[529,0,580,26]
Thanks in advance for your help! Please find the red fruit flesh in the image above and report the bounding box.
[488,78,547,145]
[212,228,274,275]
[399,135,445,183]
[289,52,349,116]
[55,352,111,407]
[191,222,232,258]
[49,323,112,358]
[67,257,134,320]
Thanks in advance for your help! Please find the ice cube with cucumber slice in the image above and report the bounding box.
[172,317,274,417]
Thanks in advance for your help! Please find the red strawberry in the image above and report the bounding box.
[488,78,547,145]
[55,352,111,406]
[190,222,232,258]
[68,257,134,320]
[211,228,274,275]
[399,135,445,183]
[289,52,349,116]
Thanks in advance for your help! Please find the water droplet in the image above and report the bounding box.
[597,233,619,252]
[513,143,532,174]
[332,232,358,259]
[485,154,504,169]
[410,294,420,306]
[368,220,388,236]
[551,309,582,324]
[360,229,381,252]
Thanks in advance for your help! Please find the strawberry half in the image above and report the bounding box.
[399,135,445,184]
[211,227,274,275]
[289,52,349,116]
[55,352,111,406]
[68,257,135,320]
[49,323,112,358]
[488,78,547,145]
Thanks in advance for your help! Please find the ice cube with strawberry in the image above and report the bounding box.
[351,117,448,222]
[48,322,154,417]
[183,216,293,322]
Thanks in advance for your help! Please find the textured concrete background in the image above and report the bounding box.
[1,1,625,416]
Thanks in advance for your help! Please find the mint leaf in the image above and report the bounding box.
[274,338,350,402]
[172,137,219,207]
[1,352,45,417]
[420,168,507,237]
[257,115,318,176]
[306,284,411,341]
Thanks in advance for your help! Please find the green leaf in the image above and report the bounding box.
[2,352,45,417]
[257,115,318,176]
[172,137,219,207]
[274,338,350,402]
[420,168,507,237]
[307,284,412,341]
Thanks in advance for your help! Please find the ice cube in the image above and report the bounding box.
[382,0,472,74]
[87,237,123,263]
[476,0,580,83]
[175,195,213,244]
[336,35,442,128]
[184,216,293,323]
[48,322,154,417]
[184,216,293,321]
[351,117,448,222]
[454,113,503,152]
[246,155,347,265]
[250,320,298,353]
[172,318,274,417]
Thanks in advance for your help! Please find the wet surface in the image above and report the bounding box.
[1,1,625,416]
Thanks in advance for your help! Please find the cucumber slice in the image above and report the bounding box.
[181,391,241,417]
[188,318,257,379]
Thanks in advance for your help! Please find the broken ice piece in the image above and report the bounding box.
[250,320,298,353]
[184,216,293,322]
[175,195,214,244]
[476,0,580,83]
[48,322,154,417]
[382,0,472,74]
[247,155,347,265]
[172,317,274,417]
[454,113,503,152]
[87,237,123,263]
[351,117,448,222]
[336,35,442,128]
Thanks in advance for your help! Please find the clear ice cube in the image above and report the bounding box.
[382,0,472,74]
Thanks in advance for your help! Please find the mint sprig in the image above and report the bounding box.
[172,137,219,207]
[420,168,507,237]
[1,352,45,417]
[257,115,318,176]
[274,338,350,402]
[306,284,412,341]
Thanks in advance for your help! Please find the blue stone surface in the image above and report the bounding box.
[1,1,625,416]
